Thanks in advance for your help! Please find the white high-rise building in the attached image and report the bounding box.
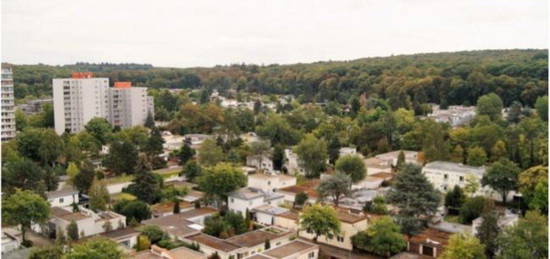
[53,72,110,134]
[108,82,154,129]
[1,65,17,141]
[53,73,154,135]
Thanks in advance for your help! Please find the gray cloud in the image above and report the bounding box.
[2,0,547,67]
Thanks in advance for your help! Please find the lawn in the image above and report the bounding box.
[103,166,182,185]
[444,215,461,224]
[111,192,137,202]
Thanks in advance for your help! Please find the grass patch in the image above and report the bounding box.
[444,215,461,223]
[103,167,182,185]
[111,192,136,202]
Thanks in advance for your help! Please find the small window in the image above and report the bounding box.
[59,198,64,203]
[230,198,234,203]
[459,176,464,181]
[308,252,315,258]
[444,174,448,179]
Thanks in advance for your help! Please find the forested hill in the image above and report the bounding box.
[11,49,548,108]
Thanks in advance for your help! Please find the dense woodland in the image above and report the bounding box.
[12,49,548,109]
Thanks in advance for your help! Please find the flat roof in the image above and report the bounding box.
[151,201,193,214]
[278,180,320,198]
[408,228,452,248]
[226,228,290,248]
[186,233,241,252]
[46,188,78,199]
[263,240,317,258]
[229,187,266,200]
[100,227,139,240]
[253,205,289,216]
[423,161,485,176]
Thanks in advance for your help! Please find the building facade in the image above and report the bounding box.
[53,73,154,134]
[1,65,16,141]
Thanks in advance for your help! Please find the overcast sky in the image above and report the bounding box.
[1,0,548,68]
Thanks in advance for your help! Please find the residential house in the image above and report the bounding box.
[427,105,476,127]
[277,180,320,204]
[241,132,261,144]
[364,157,392,176]
[1,229,21,255]
[141,208,217,240]
[406,228,452,258]
[228,187,285,216]
[339,147,358,158]
[248,173,297,193]
[471,210,519,236]
[422,161,495,197]
[375,150,420,166]
[100,227,140,250]
[184,134,213,148]
[184,227,292,259]
[256,240,319,259]
[252,205,289,226]
[44,207,126,239]
[299,208,369,251]
[151,201,194,218]
[134,245,207,259]
[247,155,274,173]
[46,188,79,208]
[283,149,305,175]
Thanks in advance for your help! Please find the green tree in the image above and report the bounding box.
[139,225,166,244]
[507,101,523,123]
[89,180,110,211]
[2,189,50,244]
[440,233,486,259]
[67,220,79,241]
[144,112,155,129]
[335,155,366,183]
[104,140,139,175]
[299,204,341,243]
[497,211,547,259]
[137,235,151,251]
[467,146,488,166]
[351,216,406,257]
[396,150,406,169]
[73,166,95,194]
[316,172,352,207]
[534,95,548,121]
[459,196,486,224]
[482,158,520,205]
[198,139,224,166]
[84,118,113,145]
[2,158,46,195]
[144,127,165,158]
[125,170,163,204]
[64,237,123,259]
[464,174,480,197]
[197,163,247,205]
[387,164,440,235]
[176,144,195,165]
[445,186,465,215]
[16,128,64,166]
[477,93,504,121]
[293,134,328,178]
[66,162,80,187]
[294,191,308,208]
[476,207,500,259]
[181,160,202,182]
[29,245,63,259]
[363,196,388,215]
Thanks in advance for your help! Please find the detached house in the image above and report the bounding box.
[43,207,126,239]
[248,173,296,193]
[228,188,285,216]
[46,188,79,208]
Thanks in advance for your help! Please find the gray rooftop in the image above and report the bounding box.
[253,205,289,215]
[46,187,78,199]
[423,161,485,176]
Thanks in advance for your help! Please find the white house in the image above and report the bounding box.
[45,207,126,239]
[259,240,319,259]
[248,173,296,193]
[100,227,140,250]
[422,161,492,196]
[184,134,213,147]
[46,188,79,208]
[228,188,285,216]
[252,205,289,226]
[246,155,274,173]
[471,210,519,236]
[375,150,420,166]
[283,149,305,175]
[339,147,358,158]
[364,157,392,175]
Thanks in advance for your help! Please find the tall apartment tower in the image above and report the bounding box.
[53,73,154,135]
[53,72,110,134]
[1,64,17,141]
[108,82,154,128]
